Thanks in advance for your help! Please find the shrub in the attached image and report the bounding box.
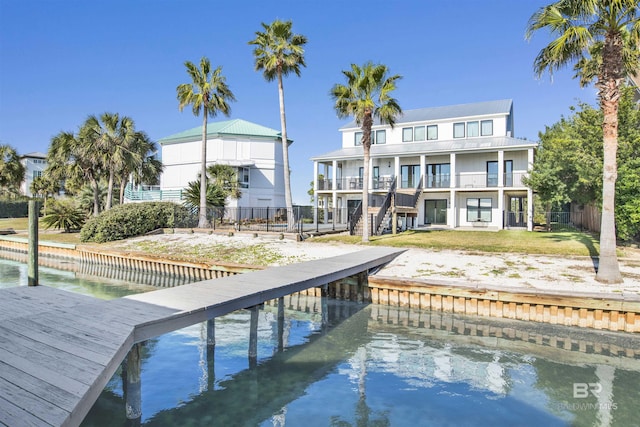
[41,198,85,232]
[0,199,37,218]
[80,201,196,243]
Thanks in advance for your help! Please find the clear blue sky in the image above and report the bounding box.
[0,0,598,204]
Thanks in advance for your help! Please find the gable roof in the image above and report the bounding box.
[159,119,289,145]
[20,151,47,159]
[340,99,513,129]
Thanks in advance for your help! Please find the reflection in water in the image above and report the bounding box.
[1,254,637,426]
[82,296,640,427]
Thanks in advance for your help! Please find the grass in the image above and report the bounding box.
[1,217,82,245]
[311,229,602,257]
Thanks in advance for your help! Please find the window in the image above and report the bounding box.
[32,170,43,179]
[414,126,425,141]
[426,163,450,188]
[467,198,492,222]
[375,130,386,144]
[400,165,420,188]
[373,166,380,189]
[453,122,465,138]
[487,161,498,187]
[402,127,413,142]
[354,132,362,146]
[504,160,513,186]
[427,125,438,140]
[481,120,493,136]
[237,167,250,188]
[467,121,479,137]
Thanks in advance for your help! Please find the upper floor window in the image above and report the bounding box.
[481,120,493,136]
[467,121,479,137]
[414,126,425,141]
[32,170,43,179]
[453,122,465,138]
[355,130,385,145]
[427,125,438,140]
[238,167,250,188]
[402,127,413,142]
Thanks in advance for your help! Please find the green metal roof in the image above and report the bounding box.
[159,119,288,144]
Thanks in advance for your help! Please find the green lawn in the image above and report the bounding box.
[0,217,82,245]
[312,229,603,257]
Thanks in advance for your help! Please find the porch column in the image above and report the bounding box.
[313,161,319,226]
[527,187,534,231]
[394,157,400,186]
[449,190,456,228]
[498,188,504,229]
[527,148,534,232]
[323,196,329,224]
[449,153,456,189]
[332,160,338,217]
[420,154,426,186]
[498,150,504,188]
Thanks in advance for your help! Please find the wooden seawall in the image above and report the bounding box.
[0,247,403,427]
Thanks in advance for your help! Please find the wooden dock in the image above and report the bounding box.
[0,247,402,427]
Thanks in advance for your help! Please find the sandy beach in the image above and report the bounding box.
[111,232,640,296]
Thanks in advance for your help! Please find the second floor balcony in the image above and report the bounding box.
[317,171,528,192]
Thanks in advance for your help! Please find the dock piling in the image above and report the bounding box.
[28,200,38,286]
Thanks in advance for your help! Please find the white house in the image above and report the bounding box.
[156,119,288,208]
[20,151,47,197]
[311,100,537,233]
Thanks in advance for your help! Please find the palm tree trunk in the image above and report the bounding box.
[199,114,208,228]
[120,178,126,205]
[277,71,294,231]
[91,177,100,216]
[596,90,623,283]
[361,111,373,243]
[106,170,114,210]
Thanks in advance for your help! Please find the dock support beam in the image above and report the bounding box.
[28,200,38,286]
[277,297,285,352]
[206,318,215,390]
[249,305,259,369]
[125,343,143,421]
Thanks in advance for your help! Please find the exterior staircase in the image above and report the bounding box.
[349,177,423,236]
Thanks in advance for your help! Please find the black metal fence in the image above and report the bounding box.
[174,205,352,234]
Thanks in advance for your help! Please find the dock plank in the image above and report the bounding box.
[0,377,69,426]
[0,247,404,427]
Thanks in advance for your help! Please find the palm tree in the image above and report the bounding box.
[0,144,25,197]
[48,126,103,216]
[177,57,236,228]
[249,20,307,230]
[118,131,163,204]
[206,164,242,200]
[526,0,640,283]
[331,62,402,242]
[82,113,138,211]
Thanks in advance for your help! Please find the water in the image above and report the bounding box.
[1,255,639,427]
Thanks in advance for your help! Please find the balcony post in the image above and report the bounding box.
[449,153,456,188]
[498,150,504,188]
[394,157,400,186]
[313,161,319,226]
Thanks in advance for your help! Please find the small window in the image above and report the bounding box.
[481,120,493,136]
[467,121,479,137]
[453,122,465,138]
[414,126,425,141]
[33,170,43,179]
[427,125,438,140]
[354,132,363,146]
[402,127,413,142]
[375,130,386,144]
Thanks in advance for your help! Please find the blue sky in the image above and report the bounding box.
[0,0,598,204]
